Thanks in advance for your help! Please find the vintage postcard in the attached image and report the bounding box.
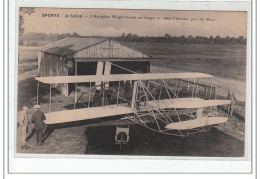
[11,3,253,173]
[6,0,255,173]
[16,7,248,159]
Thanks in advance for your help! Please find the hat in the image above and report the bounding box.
[22,106,28,110]
[34,105,41,109]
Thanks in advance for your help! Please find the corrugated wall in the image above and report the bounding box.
[39,52,68,96]
[74,40,149,58]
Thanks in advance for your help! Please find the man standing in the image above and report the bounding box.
[227,89,237,116]
[18,106,30,149]
[31,105,46,146]
[93,90,102,107]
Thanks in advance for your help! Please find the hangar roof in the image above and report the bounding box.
[39,37,108,56]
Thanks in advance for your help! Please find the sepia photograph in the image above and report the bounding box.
[16,8,247,157]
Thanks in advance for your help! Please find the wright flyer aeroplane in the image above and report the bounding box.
[35,70,231,138]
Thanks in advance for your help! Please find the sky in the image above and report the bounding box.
[22,8,247,38]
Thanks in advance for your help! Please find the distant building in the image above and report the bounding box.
[38,37,162,96]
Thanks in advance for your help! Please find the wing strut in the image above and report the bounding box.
[131,81,138,110]
[209,78,213,99]
[88,82,91,108]
[49,84,51,112]
[36,81,40,105]
[111,62,137,74]
[74,62,78,109]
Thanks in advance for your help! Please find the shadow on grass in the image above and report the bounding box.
[83,125,244,157]
[49,115,122,130]
[42,127,55,143]
[26,128,36,142]
[26,126,55,144]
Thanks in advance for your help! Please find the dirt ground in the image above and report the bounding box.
[16,46,245,156]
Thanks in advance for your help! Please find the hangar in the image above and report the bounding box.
[38,37,161,96]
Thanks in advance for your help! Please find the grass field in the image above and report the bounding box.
[16,42,246,155]
[123,43,247,81]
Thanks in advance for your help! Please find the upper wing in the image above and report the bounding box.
[35,72,213,84]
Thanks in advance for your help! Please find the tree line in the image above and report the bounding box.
[114,33,246,45]
[21,32,81,41]
[20,32,246,46]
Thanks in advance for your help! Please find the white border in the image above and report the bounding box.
[8,0,253,174]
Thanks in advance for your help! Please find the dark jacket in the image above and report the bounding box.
[31,110,46,129]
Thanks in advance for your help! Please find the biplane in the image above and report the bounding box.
[35,71,231,142]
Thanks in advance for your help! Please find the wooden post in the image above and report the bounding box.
[102,85,105,106]
[209,78,213,99]
[75,61,78,75]
[195,79,199,97]
[159,85,162,100]
[192,80,196,98]
[96,61,104,90]
[104,62,112,88]
[37,81,40,105]
[175,79,178,92]
[49,84,51,112]
[37,51,41,74]
[187,81,190,92]
[74,84,77,109]
[88,83,91,108]
[146,80,150,100]
[131,81,138,110]
[177,79,180,96]
[117,82,120,106]
[74,61,78,109]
